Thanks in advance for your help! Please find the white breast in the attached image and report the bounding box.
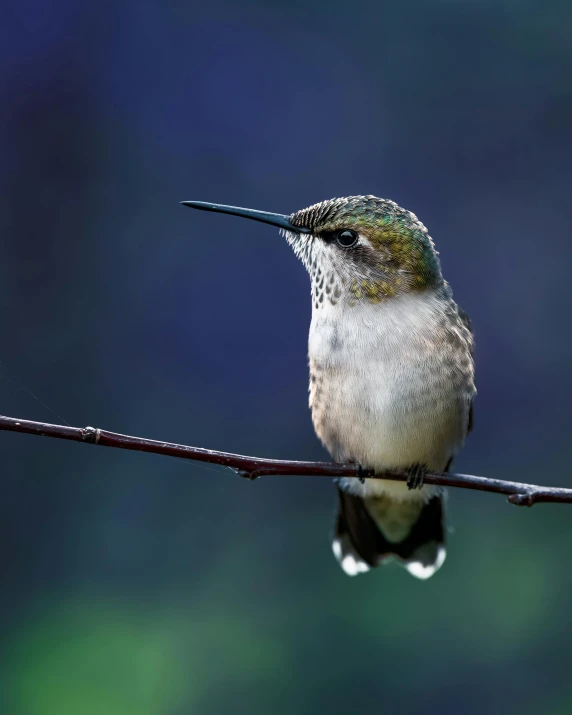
[308,291,474,501]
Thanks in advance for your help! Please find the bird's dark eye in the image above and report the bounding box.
[336,229,358,248]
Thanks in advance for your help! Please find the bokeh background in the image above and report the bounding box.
[1,1,572,713]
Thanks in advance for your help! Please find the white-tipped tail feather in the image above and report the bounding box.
[405,545,447,580]
[333,486,447,579]
[332,535,371,576]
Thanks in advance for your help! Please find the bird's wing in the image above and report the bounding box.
[457,304,475,434]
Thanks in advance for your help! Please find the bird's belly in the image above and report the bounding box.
[308,299,473,500]
[311,358,465,468]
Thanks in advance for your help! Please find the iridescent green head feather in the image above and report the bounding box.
[285,196,443,308]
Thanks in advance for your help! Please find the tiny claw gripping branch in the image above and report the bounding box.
[81,426,101,444]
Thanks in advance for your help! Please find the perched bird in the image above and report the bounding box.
[182,196,476,579]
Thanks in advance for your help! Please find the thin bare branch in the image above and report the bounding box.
[0,414,570,506]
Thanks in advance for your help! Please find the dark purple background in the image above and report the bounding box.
[1,1,571,713]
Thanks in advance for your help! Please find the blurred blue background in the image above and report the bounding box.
[1,1,572,713]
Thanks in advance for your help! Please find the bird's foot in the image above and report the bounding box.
[347,459,367,484]
[406,464,426,490]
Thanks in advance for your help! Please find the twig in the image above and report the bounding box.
[0,414,570,507]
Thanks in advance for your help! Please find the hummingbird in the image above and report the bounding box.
[182,196,475,579]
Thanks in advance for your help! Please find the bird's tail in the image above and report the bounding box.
[332,486,446,579]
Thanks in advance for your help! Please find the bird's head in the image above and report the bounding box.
[182,195,442,309]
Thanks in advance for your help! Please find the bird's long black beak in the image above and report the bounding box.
[180,201,310,233]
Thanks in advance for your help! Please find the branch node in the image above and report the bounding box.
[82,426,101,444]
[508,492,536,507]
[234,468,259,481]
